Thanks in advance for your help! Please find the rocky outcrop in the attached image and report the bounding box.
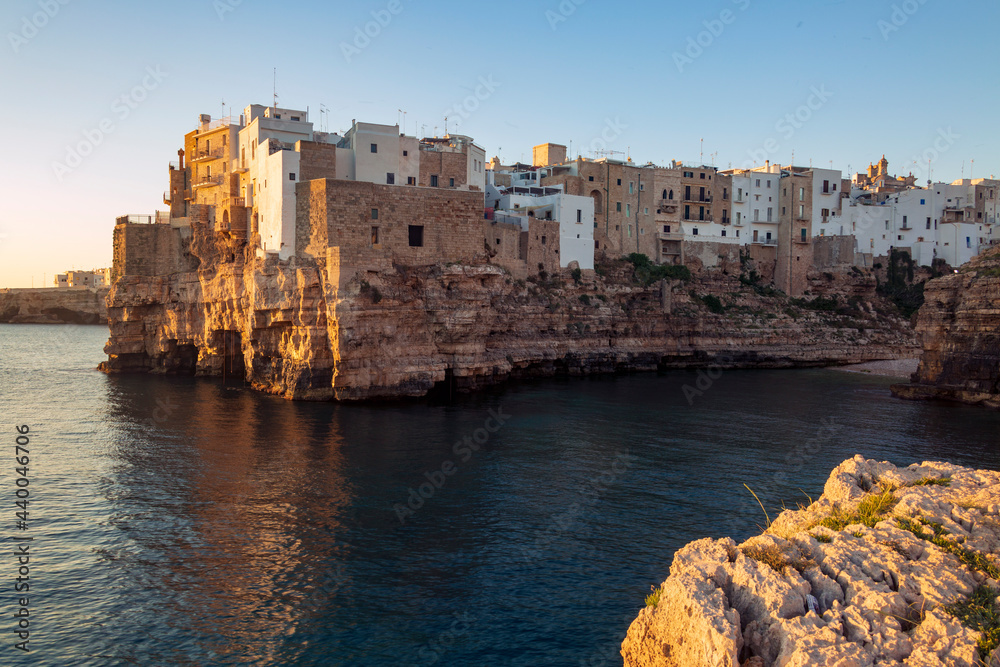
[0,287,109,324]
[102,222,920,400]
[622,456,1000,666]
[893,246,1000,409]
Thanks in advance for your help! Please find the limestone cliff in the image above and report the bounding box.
[622,456,1000,667]
[0,287,109,324]
[102,222,919,400]
[893,245,1000,409]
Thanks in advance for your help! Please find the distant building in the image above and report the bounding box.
[55,269,110,288]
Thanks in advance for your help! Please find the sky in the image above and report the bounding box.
[1,0,998,288]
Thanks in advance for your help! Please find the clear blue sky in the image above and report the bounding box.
[1,0,997,287]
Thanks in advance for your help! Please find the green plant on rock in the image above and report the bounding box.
[944,585,1000,661]
[897,517,1000,579]
[578,294,591,306]
[817,485,898,531]
[645,585,661,608]
[741,542,815,574]
[571,268,583,284]
[700,295,726,315]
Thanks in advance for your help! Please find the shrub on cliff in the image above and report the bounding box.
[625,253,691,286]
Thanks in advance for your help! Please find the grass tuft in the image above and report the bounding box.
[741,543,815,574]
[944,585,1000,660]
[645,586,661,608]
[817,485,898,531]
[897,517,1000,580]
[906,476,952,487]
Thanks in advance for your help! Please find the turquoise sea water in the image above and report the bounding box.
[2,323,999,666]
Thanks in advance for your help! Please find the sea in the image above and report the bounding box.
[2,323,999,666]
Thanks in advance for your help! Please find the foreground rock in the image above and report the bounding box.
[622,456,1000,666]
[893,245,1000,409]
[0,287,109,324]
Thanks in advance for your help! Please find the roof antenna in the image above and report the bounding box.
[273,68,278,112]
[444,116,449,136]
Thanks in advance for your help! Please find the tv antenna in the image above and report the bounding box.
[397,109,407,135]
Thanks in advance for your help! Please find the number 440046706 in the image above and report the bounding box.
[15,425,30,528]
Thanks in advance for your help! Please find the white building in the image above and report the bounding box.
[486,171,595,270]
[340,121,419,186]
[726,163,781,246]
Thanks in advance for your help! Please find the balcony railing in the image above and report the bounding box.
[682,214,714,222]
[683,195,713,203]
[191,147,224,162]
[193,174,224,188]
[226,197,246,207]
[658,232,684,241]
[751,238,778,246]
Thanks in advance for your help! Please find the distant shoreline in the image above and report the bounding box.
[831,357,919,379]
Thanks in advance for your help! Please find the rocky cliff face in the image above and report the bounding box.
[0,287,109,324]
[893,245,1000,409]
[102,223,919,400]
[622,456,1000,667]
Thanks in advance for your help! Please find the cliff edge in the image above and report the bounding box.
[893,245,1000,409]
[622,456,1000,666]
[0,287,109,324]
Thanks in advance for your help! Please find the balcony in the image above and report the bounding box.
[193,174,224,188]
[683,194,713,204]
[658,231,684,242]
[682,214,714,223]
[226,197,246,208]
[751,238,778,246]
[191,147,224,163]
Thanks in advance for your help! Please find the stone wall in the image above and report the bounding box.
[296,140,340,182]
[419,149,468,189]
[112,223,195,279]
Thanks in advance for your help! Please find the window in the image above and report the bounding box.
[721,229,727,237]
[902,215,908,227]
[823,180,830,193]
[767,207,773,222]
[736,230,740,238]
[371,143,378,153]
[723,188,728,200]
[693,228,699,235]
[663,225,670,233]
[926,217,932,229]
[629,182,633,194]
[799,205,804,218]
[407,176,416,185]
[644,208,649,215]
[967,237,972,248]
[821,208,830,219]
[289,173,296,181]
[754,209,760,222]
[767,180,771,188]
[898,235,903,241]
[627,225,632,237]
[577,210,582,223]
[756,179,761,187]
[920,199,925,205]
[251,140,256,159]
[616,202,622,212]
[700,173,706,179]
[801,228,807,242]
[735,212,741,224]
[403,150,408,157]
[766,232,772,242]
[640,183,644,191]
[684,205,690,219]
[371,226,380,246]
[449,177,455,187]
[291,116,300,121]
[669,190,674,200]
[799,187,805,201]
[430,175,438,187]
[541,235,547,245]
[626,204,631,218]
[588,176,594,182]
[408,225,424,247]
[386,173,395,184]
[371,208,379,220]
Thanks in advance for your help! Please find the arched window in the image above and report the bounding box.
[662,189,667,200]
[590,189,602,213]
[668,190,674,200]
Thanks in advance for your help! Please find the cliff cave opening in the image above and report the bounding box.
[216,330,246,386]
